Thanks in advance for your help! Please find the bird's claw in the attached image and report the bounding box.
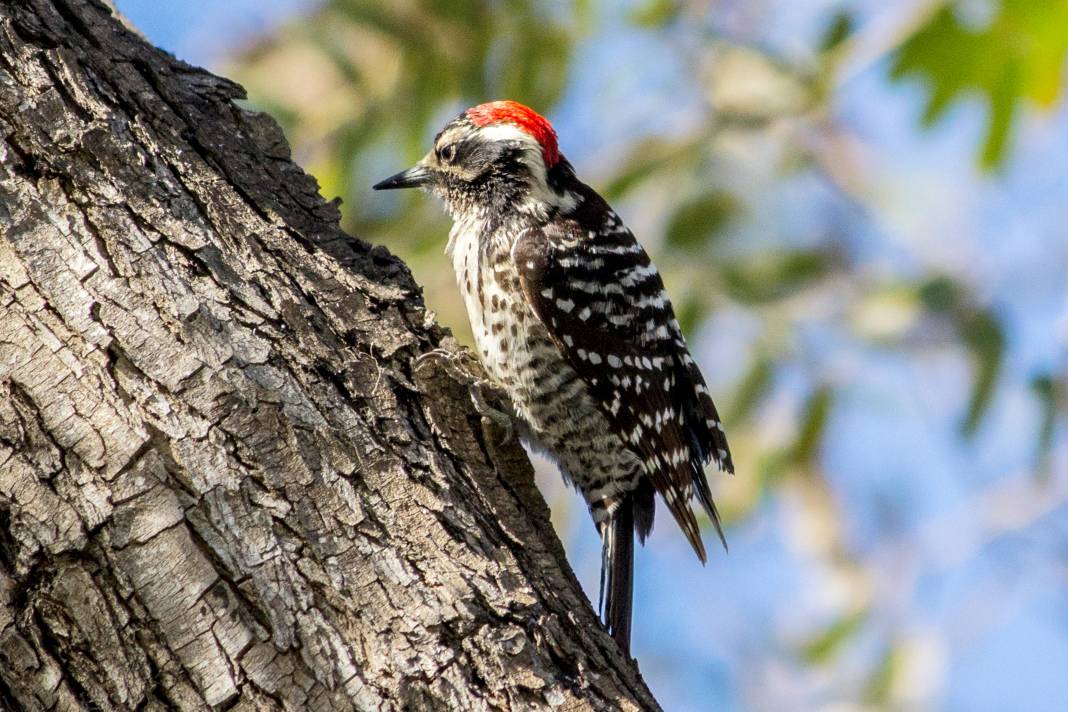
[470,379,515,446]
[414,348,516,445]
[414,347,466,374]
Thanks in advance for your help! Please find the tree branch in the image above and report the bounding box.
[0,0,659,709]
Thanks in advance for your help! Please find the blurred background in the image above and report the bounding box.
[114,1,1068,709]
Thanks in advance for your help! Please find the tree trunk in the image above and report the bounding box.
[0,1,660,709]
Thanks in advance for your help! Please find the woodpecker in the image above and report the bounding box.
[375,100,733,654]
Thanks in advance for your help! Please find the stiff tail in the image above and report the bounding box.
[599,495,635,655]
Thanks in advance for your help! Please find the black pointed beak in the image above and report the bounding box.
[373,164,432,190]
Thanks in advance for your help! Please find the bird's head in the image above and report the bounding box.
[374,100,574,219]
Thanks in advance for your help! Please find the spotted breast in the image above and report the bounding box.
[447,216,645,518]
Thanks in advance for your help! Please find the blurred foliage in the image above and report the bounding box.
[800,609,868,665]
[890,0,1068,168]
[862,644,901,706]
[795,385,834,468]
[1031,373,1065,475]
[919,275,1006,435]
[628,0,682,28]
[726,355,773,428]
[229,1,1067,703]
[819,10,856,54]
[230,0,580,256]
[663,191,737,250]
[227,0,1065,517]
[720,249,838,305]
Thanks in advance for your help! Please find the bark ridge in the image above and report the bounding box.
[0,0,660,710]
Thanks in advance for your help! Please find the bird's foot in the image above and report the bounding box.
[469,379,515,445]
[414,348,516,445]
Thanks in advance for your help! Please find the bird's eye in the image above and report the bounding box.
[438,143,457,164]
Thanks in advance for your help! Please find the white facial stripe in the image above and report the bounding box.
[476,122,544,153]
[477,123,549,183]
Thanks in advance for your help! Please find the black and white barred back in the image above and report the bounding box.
[374,101,733,655]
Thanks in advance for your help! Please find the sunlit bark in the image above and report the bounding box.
[0,1,659,709]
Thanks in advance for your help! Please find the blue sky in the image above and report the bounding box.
[114,1,1068,709]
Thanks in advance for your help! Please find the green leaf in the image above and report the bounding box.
[795,385,833,465]
[629,0,682,28]
[800,610,867,665]
[918,275,967,313]
[600,139,699,200]
[890,0,1068,169]
[960,310,1005,436]
[664,191,738,250]
[726,356,773,427]
[863,645,899,705]
[820,10,855,53]
[918,275,1006,436]
[673,291,708,337]
[758,446,794,493]
[1030,374,1058,471]
[720,249,836,304]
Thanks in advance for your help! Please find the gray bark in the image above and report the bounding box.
[0,1,660,709]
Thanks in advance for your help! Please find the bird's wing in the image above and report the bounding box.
[514,202,733,558]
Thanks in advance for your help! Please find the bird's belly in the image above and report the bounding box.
[464,271,642,504]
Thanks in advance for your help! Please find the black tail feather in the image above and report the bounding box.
[599,495,635,655]
[634,478,655,544]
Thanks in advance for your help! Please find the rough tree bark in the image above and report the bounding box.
[0,1,662,709]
